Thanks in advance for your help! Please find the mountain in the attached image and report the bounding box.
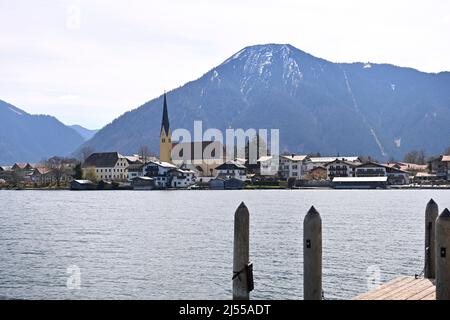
[69,125,99,141]
[0,100,85,164]
[76,44,450,160]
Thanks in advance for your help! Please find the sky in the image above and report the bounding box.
[1,0,450,129]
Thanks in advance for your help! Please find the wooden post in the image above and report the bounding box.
[303,206,322,300]
[424,199,438,279]
[233,202,250,300]
[436,208,450,300]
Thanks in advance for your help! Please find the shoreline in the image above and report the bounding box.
[2,185,450,191]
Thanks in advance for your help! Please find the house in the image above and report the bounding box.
[0,166,12,181]
[414,172,439,183]
[0,166,12,172]
[127,163,145,180]
[142,160,178,188]
[12,163,34,172]
[131,176,156,190]
[305,157,361,173]
[279,154,308,179]
[354,162,387,177]
[215,160,247,181]
[82,152,129,181]
[31,167,54,184]
[325,159,359,180]
[332,176,388,189]
[354,162,410,185]
[385,166,410,185]
[428,155,450,180]
[170,168,196,188]
[383,162,428,173]
[257,155,279,177]
[70,179,97,190]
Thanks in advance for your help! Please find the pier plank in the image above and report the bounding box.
[353,277,436,300]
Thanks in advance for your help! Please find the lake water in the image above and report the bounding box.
[0,189,449,300]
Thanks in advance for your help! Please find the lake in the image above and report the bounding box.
[0,189,449,300]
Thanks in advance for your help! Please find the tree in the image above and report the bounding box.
[137,145,155,163]
[403,150,426,165]
[44,156,75,186]
[73,162,83,180]
[83,167,98,183]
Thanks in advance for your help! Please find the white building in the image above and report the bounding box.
[171,168,196,188]
[215,160,247,181]
[82,152,129,181]
[257,155,279,176]
[142,160,177,188]
[305,156,361,173]
[279,155,308,179]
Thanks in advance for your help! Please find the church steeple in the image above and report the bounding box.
[161,92,170,136]
[159,92,172,163]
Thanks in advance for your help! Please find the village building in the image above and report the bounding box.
[170,168,196,188]
[82,152,129,181]
[305,156,361,173]
[70,179,97,190]
[354,162,387,177]
[12,163,34,172]
[127,163,145,180]
[385,166,410,185]
[257,155,279,177]
[279,154,308,179]
[215,160,247,181]
[31,167,54,184]
[383,162,428,173]
[142,160,177,188]
[428,155,450,180]
[131,176,155,190]
[325,159,359,180]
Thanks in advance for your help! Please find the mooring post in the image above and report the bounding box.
[303,206,322,300]
[436,208,450,300]
[232,202,251,300]
[424,199,438,279]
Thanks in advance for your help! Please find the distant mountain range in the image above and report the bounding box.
[0,99,86,164]
[76,43,450,160]
[69,125,99,141]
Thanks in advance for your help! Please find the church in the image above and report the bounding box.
[159,93,226,177]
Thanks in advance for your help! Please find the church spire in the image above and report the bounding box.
[159,92,172,163]
[161,92,170,135]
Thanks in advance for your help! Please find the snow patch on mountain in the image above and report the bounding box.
[9,107,23,115]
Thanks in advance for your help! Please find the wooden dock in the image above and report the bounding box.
[354,276,436,300]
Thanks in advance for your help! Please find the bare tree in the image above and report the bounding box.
[44,156,75,186]
[137,145,155,163]
[403,150,426,165]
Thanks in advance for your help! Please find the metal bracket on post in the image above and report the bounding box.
[246,262,254,292]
